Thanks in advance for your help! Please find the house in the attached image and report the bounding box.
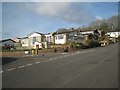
[81,30,106,40]
[0,39,16,47]
[0,39,16,50]
[54,33,67,44]
[45,32,55,44]
[53,28,84,44]
[106,30,120,38]
[67,29,84,43]
[27,32,45,49]
[21,32,45,49]
[106,30,120,42]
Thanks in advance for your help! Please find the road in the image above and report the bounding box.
[1,43,118,88]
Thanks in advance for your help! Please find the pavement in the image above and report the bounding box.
[1,43,118,88]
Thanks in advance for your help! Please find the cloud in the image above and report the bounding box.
[25,2,95,24]
[25,3,70,17]
[95,16,102,20]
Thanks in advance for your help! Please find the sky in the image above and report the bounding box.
[1,1,118,40]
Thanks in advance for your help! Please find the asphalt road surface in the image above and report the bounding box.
[1,43,118,88]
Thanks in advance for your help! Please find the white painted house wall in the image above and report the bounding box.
[29,33,41,45]
[21,38,29,47]
[45,34,52,43]
[28,32,43,49]
[55,34,66,44]
[107,31,120,38]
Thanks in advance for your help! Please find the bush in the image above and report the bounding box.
[88,40,100,48]
[69,42,84,49]
[69,42,77,49]
[81,39,100,49]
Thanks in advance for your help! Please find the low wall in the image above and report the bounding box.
[0,51,25,57]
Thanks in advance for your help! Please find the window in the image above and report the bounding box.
[58,35,64,39]
[33,37,36,44]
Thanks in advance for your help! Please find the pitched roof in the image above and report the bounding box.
[16,37,22,39]
[22,37,28,39]
[0,39,16,43]
[56,28,68,33]
[53,29,81,35]
[27,32,44,36]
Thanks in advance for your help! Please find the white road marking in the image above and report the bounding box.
[0,71,3,73]
[18,65,25,68]
[2,49,95,72]
[26,64,32,66]
[7,68,16,71]
[35,62,41,64]
[62,53,68,54]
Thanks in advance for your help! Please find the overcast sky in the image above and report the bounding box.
[1,1,118,39]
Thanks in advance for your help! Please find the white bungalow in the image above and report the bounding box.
[54,33,67,44]
[21,32,45,49]
[106,31,120,38]
[106,30,120,43]
[54,29,84,44]
[27,32,45,49]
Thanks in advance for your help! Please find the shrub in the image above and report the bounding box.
[88,40,100,48]
[80,44,88,49]
[69,42,77,49]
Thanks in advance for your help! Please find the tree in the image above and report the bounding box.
[81,15,118,31]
